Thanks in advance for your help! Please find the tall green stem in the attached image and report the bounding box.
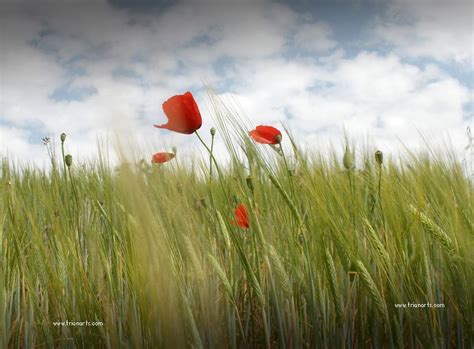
[377,163,386,229]
[280,143,290,175]
[377,164,382,200]
[280,143,296,196]
[348,170,355,231]
[210,132,215,181]
[61,140,67,181]
[194,130,222,178]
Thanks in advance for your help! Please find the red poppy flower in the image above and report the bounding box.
[152,152,175,164]
[231,204,249,228]
[249,125,282,144]
[154,92,202,134]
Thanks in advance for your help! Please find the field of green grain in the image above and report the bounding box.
[1,96,473,348]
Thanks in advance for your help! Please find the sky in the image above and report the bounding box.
[0,0,473,166]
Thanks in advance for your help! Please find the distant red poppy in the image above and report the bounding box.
[152,152,175,164]
[232,204,249,228]
[249,125,282,144]
[154,92,202,134]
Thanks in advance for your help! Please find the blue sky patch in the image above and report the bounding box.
[49,84,98,102]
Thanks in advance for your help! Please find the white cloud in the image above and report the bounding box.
[0,125,46,166]
[225,51,470,154]
[373,0,473,64]
[0,0,471,167]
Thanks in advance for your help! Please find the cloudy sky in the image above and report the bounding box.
[1,0,472,166]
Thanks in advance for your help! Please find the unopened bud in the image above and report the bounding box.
[172,146,177,155]
[298,233,305,245]
[210,127,216,136]
[60,133,67,143]
[274,134,282,144]
[375,150,383,165]
[246,175,254,193]
[343,147,354,170]
[65,154,73,167]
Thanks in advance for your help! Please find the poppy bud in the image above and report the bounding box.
[343,147,354,170]
[65,154,73,167]
[172,146,177,155]
[232,194,239,204]
[298,233,305,245]
[210,127,216,136]
[274,134,282,144]
[60,133,67,143]
[246,175,254,193]
[375,150,383,165]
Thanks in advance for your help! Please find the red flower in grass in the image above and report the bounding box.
[232,204,250,229]
[152,152,176,164]
[249,125,282,144]
[154,92,202,134]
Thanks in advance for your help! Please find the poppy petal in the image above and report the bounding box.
[154,92,202,134]
[249,125,282,144]
[249,130,274,144]
[152,152,176,164]
[232,204,249,228]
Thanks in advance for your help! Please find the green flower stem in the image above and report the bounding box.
[194,130,222,178]
[279,143,296,196]
[348,169,356,231]
[280,143,290,175]
[377,162,386,230]
[210,132,215,180]
[61,140,67,180]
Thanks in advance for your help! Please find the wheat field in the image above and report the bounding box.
[1,96,473,348]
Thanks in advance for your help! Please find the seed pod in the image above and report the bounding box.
[172,146,177,155]
[298,233,305,245]
[210,127,216,136]
[65,154,73,167]
[375,150,383,165]
[343,147,354,170]
[60,133,67,143]
[246,175,254,193]
[232,194,239,205]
